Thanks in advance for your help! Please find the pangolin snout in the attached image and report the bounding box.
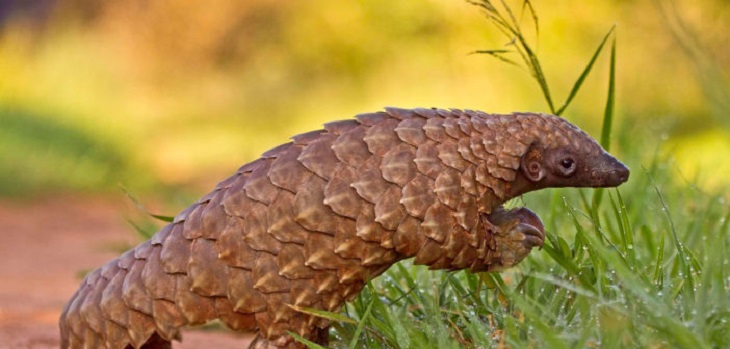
[591,154,630,187]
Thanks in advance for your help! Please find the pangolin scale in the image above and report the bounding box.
[60,107,629,348]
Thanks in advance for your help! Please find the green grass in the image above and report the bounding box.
[294,1,730,348]
[0,107,136,196]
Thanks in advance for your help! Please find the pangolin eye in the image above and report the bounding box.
[559,157,576,175]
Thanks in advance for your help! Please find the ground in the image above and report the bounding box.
[0,196,253,349]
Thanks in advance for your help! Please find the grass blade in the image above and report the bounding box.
[555,25,615,116]
[600,35,617,151]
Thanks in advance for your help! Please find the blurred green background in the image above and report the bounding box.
[0,0,728,200]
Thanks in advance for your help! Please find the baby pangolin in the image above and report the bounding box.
[60,107,629,349]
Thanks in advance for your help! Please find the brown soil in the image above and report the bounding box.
[0,196,253,349]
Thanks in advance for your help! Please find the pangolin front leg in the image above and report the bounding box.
[60,108,629,349]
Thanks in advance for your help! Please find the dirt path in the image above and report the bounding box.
[0,196,253,348]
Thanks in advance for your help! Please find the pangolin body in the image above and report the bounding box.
[60,107,629,349]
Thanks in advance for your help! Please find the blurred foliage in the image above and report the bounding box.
[0,107,139,196]
[0,0,728,198]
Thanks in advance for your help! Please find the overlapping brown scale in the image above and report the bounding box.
[303,232,340,270]
[497,135,523,163]
[244,160,279,205]
[255,311,289,340]
[320,292,344,312]
[412,107,438,119]
[350,155,389,204]
[176,276,216,326]
[420,202,454,243]
[228,267,267,313]
[290,279,319,307]
[457,115,476,135]
[400,174,435,219]
[182,203,205,239]
[117,249,136,270]
[293,175,338,234]
[217,217,256,269]
[355,111,389,126]
[460,165,479,197]
[78,271,107,336]
[362,246,399,267]
[331,126,370,167]
[253,252,290,294]
[374,184,407,231]
[457,137,480,165]
[262,143,293,159]
[340,282,366,302]
[267,191,309,244]
[215,298,257,331]
[265,293,293,323]
[243,201,283,254]
[336,258,368,284]
[100,269,130,329]
[297,134,339,181]
[442,117,467,140]
[291,130,326,145]
[496,152,520,172]
[323,119,360,134]
[455,195,478,234]
[476,163,507,200]
[423,117,448,143]
[323,164,361,219]
[436,142,468,172]
[413,238,445,266]
[489,164,516,182]
[141,247,176,302]
[312,270,339,295]
[413,141,443,179]
[384,107,415,120]
[352,206,381,244]
[434,168,462,210]
[221,174,250,203]
[441,227,470,260]
[101,320,130,349]
[380,144,417,186]
[151,299,185,341]
[133,240,153,260]
[394,117,427,146]
[81,327,102,349]
[268,145,311,193]
[127,310,156,348]
[362,118,400,157]
[332,218,367,259]
[189,238,229,296]
[121,259,152,315]
[159,223,191,274]
[278,244,315,280]
[451,245,478,270]
[393,216,426,256]
[64,285,89,339]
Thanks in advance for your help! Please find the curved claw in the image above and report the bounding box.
[511,221,545,250]
[481,207,546,270]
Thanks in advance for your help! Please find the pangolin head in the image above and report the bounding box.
[508,113,630,197]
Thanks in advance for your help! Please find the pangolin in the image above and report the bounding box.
[59,107,629,349]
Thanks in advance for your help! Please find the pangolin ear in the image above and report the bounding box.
[521,146,545,182]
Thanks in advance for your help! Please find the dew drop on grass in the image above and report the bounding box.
[627,244,633,250]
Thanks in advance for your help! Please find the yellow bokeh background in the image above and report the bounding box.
[0,0,727,196]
